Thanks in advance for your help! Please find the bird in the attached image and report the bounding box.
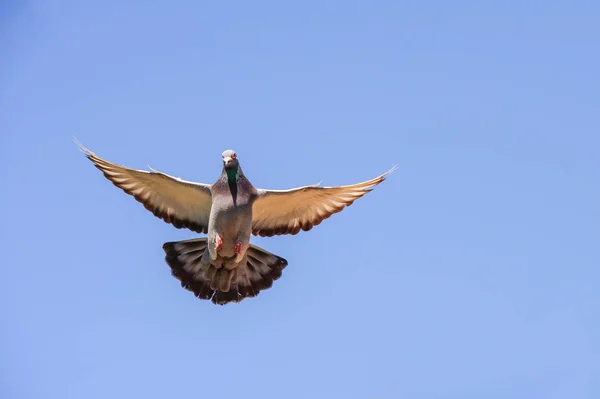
[75,139,396,305]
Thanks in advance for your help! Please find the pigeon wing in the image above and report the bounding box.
[77,140,213,234]
[251,166,396,237]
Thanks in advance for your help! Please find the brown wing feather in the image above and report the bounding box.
[76,139,213,233]
[251,166,396,237]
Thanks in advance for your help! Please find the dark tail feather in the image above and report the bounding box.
[162,238,288,305]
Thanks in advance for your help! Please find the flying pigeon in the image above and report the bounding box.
[76,140,396,305]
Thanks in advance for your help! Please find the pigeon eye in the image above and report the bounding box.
[232,153,237,159]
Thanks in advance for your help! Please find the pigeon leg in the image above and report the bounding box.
[208,234,222,262]
[233,241,244,263]
[233,222,250,263]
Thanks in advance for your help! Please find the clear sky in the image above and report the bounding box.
[1,1,599,398]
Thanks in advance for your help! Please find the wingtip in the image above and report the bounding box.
[383,164,399,177]
[73,137,94,157]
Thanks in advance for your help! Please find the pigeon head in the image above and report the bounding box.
[222,149,239,171]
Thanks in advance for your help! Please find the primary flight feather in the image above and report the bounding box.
[76,139,396,305]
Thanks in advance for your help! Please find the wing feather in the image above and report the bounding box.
[76,139,213,233]
[251,166,396,237]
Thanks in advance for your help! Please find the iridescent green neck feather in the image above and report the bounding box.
[226,168,239,182]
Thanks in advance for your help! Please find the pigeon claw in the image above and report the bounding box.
[215,235,223,251]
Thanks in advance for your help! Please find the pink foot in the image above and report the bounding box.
[215,235,223,251]
[234,242,242,254]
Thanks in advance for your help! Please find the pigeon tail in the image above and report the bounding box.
[163,238,288,305]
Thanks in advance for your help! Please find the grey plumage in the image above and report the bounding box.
[76,139,396,305]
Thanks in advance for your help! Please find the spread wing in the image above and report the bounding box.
[76,140,213,234]
[251,166,396,237]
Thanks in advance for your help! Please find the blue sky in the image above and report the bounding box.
[1,1,599,398]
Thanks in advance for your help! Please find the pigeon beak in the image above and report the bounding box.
[224,157,233,167]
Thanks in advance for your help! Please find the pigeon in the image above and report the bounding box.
[76,140,396,305]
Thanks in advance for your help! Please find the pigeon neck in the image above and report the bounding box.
[226,168,239,182]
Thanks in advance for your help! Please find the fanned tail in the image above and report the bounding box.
[162,238,288,305]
